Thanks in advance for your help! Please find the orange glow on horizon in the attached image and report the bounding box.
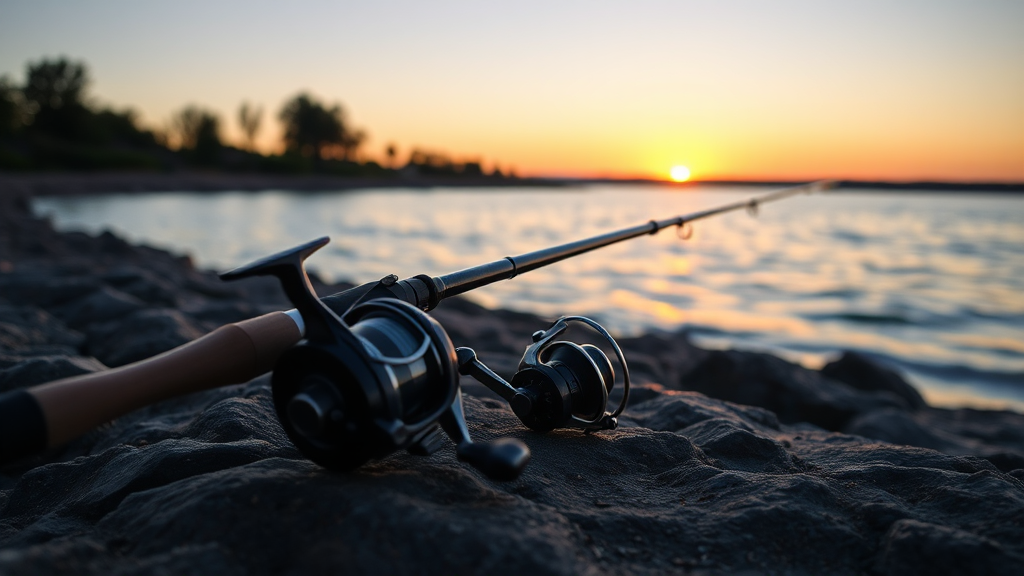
[7,2,1018,185]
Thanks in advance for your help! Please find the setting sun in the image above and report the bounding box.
[670,166,691,182]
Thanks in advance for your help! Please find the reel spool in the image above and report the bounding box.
[457,316,631,433]
[221,237,530,481]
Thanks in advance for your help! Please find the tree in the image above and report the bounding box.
[0,76,26,135]
[172,105,220,150]
[385,143,397,168]
[278,93,364,160]
[172,105,222,165]
[23,58,88,112]
[339,128,366,161]
[238,102,262,151]
[22,57,91,139]
[90,108,157,147]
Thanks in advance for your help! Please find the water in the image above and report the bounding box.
[32,184,1024,411]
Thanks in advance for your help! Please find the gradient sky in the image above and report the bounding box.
[1,0,1022,181]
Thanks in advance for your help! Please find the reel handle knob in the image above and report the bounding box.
[456,438,530,482]
[439,390,530,481]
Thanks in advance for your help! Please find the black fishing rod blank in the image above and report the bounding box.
[433,180,833,300]
[315,180,833,316]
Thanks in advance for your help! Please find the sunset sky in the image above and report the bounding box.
[1,0,1021,181]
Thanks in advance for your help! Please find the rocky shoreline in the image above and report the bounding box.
[1,182,1023,575]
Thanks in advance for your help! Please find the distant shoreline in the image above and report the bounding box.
[591,177,1024,193]
[0,171,1021,198]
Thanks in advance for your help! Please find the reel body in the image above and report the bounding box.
[221,237,529,481]
[269,298,457,470]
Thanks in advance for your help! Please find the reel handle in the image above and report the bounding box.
[456,348,536,420]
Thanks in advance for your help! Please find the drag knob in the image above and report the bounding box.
[545,342,607,422]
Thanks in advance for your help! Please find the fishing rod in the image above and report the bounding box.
[0,180,833,480]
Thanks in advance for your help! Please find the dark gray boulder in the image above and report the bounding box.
[678,349,908,430]
[85,309,204,367]
[0,355,106,392]
[822,351,927,410]
[100,266,180,308]
[0,274,102,309]
[0,305,84,351]
[876,519,1019,576]
[55,286,146,330]
[845,407,1024,473]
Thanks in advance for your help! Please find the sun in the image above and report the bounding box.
[670,165,691,182]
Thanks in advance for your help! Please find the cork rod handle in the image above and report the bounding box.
[0,311,301,463]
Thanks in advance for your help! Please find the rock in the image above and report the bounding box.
[0,355,106,392]
[179,301,260,330]
[844,408,958,452]
[616,331,709,387]
[821,351,926,410]
[984,452,1024,474]
[100,266,180,307]
[917,407,1024,454]
[54,286,146,330]
[678,349,908,430]
[844,407,1024,473]
[0,274,102,309]
[85,309,204,367]
[0,305,84,350]
[627,390,782,433]
[876,519,1023,576]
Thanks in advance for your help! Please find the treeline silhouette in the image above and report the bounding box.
[0,57,511,178]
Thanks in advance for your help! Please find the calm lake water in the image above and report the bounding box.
[33,184,1024,411]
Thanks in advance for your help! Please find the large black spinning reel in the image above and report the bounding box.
[221,237,630,481]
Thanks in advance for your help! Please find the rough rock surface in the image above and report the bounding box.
[1,184,1023,575]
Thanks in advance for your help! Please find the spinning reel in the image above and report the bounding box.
[220,237,629,480]
[456,317,630,433]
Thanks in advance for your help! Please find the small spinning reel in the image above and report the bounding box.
[221,238,529,481]
[456,317,630,433]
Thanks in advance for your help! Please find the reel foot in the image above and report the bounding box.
[407,426,446,456]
